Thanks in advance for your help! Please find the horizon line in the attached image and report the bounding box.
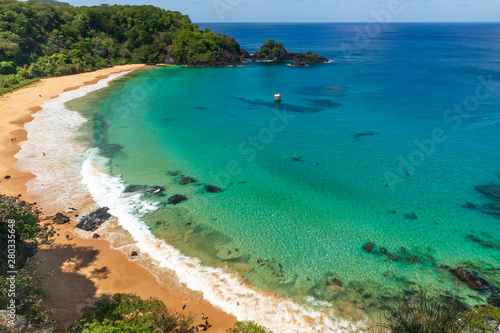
[195,21,500,24]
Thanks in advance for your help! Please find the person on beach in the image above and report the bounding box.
[201,313,205,320]
[306,276,310,280]
[264,257,268,261]
[280,273,283,277]
[182,304,186,310]
[227,250,231,255]
[205,320,209,328]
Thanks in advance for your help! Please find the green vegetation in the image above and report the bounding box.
[0,196,39,274]
[227,320,273,333]
[0,261,55,331]
[0,0,246,95]
[380,288,469,333]
[263,39,275,48]
[0,195,54,331]
[461,305,500,332]
[69,293,195,333]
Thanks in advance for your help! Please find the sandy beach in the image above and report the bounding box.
[0,65,237,332]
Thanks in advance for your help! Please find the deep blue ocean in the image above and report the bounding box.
[62,23,500,331]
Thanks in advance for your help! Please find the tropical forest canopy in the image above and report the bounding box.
[0,0,246,92]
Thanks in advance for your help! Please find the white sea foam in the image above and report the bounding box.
[17,69,367,332]
[15,71,133,214]
[81,151,367,333]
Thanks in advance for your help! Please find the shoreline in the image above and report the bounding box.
[0,65,237,332]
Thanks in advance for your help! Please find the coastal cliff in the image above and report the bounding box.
[0,0,327,94]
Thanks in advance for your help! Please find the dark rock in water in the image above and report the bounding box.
[292,156,303,162]
[400,247,406,253]
[237,97,324,114]
[4,175,11,179]
[466,234,499,250]
[488,294,500,307]
[462,202,477,210]
[100,143,124,156]
[383,271,395,278]
[475,184,500,218]
[179,176,196,185]
[76,207,112,232]
[96,114,108,134]
[168,194,187,205]
[205,185,222,193]
[380,247,388,255]
[194,106,209,110]
[405,255,422,264]
[92,233,100,239]
[326,276,342,287]
[291,61,306,67]
[475,184,500,202]
[51,212,70,225]
[404,213,418,220]
[481,203,500,218]
[131,251,138,256]
[362,242,375,253]
[124,185,165,195]
[389,210,397,214]
[353,131,379,139]
[186,222,192,226]
[448,266,490,291]
[389,253,401,262]
[306,99,341,108]
[168,170,181,176]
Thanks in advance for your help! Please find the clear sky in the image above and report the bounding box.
[62,0,500,23]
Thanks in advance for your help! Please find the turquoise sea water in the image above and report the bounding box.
[66,24,500,327]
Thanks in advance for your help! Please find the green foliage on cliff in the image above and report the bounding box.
[0,196,54,331]
[461,305,500,332]
[0,196,40,275]
[227,320,273,333]
[69,293,195,333]
[0,261,55,331]
[0,0,245,94]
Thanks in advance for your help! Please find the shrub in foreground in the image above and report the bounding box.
[380,288,468,333]
[69,293,195,333]
[227,320,272,333]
